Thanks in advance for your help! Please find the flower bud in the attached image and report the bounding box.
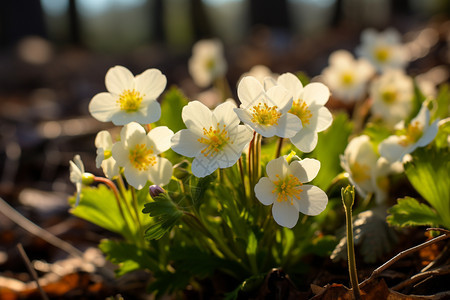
[81,173,95,185]
[341,185,355,209]
[149,185,165,198]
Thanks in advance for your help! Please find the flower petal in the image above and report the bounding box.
[102,157,119,179]
[135,68,167,100]
[277,72,304,100]
[309,106,333,132]
[148,157,173,186]
[302,82,330,106]
[148,126,174,153]
[182,101,213,135]
[254,177,276,205]
[237,76,265,108]
[111,141,129,167]
[89,92,117,122]
[290,128,318,153]
[417,120,438,147]
[378,135,409,163]
[105,66,135,95]
[171,129,204,157]
[265,85,292,113]
[120,122,146,147]
[296,185,328,216]
[266,156,289,182]
[123,164,149,190]
[212,101,239,127]
[95,130,113,149]
[275,113,302,138]
[191,153,220,177]
[272,201,299,228]
[290,158,320,183]
[138,98,162,124]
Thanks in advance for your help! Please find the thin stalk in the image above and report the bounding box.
[94,176,133,239]
[238,157,247,199]
[342,186,361,300]
[17,243,49,300]
[275,137,284,158]
[116,174,136,224]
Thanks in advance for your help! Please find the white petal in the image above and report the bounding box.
[111,141,129,167]
[135,68,167,100]
[102,157,120,179]
[266,156,289,182]
[88,92,117,122]
[277,72,303,100]
[417,120,439,147]
[191,154,220,177]
[212,101,239,127]
[290,158,320,183]
[148,157,173,186]
[302,83,330,106]
[233,125,254,150]
[254,177,276,205]
[378,135,409,163]
[171,129,204,157]
[237,76,265,108]
[123,165,149,190]
[182,101,213,135]
[297,185,328,216]
[95,148,104,168]
[272,201,299,228]
[265,85,292,113]
[310,106,333,132]
[120,122,146,146]
[290,128,318,153]
[275,113,302,138]
[95,130,113,149]
[138,98,161,124]
[148,126,174,153]
[105,66,135,95]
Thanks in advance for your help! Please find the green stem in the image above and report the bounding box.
[238,157,247,199]
[275,137,284,158]
[342,186,361,300]
[116,175,136,221]
[130,186,143,229]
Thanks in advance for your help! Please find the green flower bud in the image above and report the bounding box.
[341,185,355,209]
[81,173,95,185]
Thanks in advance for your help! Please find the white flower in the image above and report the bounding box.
[89,65,166,125]
[112,122,174,189]
[356,28,409,72]
[171,100,253,177]
[321,50,375,103]
[69,155,93,206]
[255,156,328,228]
[188,39,227,87]
[370,69,414,127]
[274,73,332,152]
[379,104,439,163]
[233,76,301,138]
[95,130,119,179]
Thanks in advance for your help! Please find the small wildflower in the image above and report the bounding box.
[69,155,94,206]
[234,76,301,138]
[112,122,174,189]
[171,100,253,177]
[95,130,119,179]
[89,65,166,125]
[255,156,328,228]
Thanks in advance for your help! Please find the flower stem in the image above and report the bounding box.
[275,137,284,158]
[341,185,361,300]
[238,157,247,199]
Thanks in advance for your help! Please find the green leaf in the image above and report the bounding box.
[70,185,135,240]
[170,246,221,278]
[155,86,188,133]
[435,119,450,149]
[99,239,159,276]
[142,193,183,240]
[305,112,353,190]
[362,122,392,146]
[404,146,450,228]
[387,197,443,228]
[433,84,450,121]
[189,174,215,211]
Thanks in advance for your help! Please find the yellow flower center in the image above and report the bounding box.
[251,103,281,126]
[117,89,144,112]
[198,123,232,157]
[272,174,303,205]
[129,144,156,171]
[399,121,423,146]
[374,47,390,63]
[289,99,312,125]
[104,150,112,160]
[341,72,354,86]
[381,89,397,104]
[205,58,216,71]
[350,161,370,183]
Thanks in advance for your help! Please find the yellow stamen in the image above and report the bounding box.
[399,121,423,146]
[198,123,231,157]
[381,89,397,104]
[117,89,144,112]
[374,47,390,63]
[129,144,156,171]
[289,99,312,125]
[104,150,112,160]
[350,162,370,183]
[205,58,216,71]
[251,103,281,126]
[271,174,303,205]
[341,72,354,86]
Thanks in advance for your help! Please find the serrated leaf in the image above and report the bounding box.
[387,197,442,228]
[331,209,397,263]
[70,185,135,240]
[404,147,450,228]
[99,239,159,276]
[305,113,353,190]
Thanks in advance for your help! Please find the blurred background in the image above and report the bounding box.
[0,0,449,291]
